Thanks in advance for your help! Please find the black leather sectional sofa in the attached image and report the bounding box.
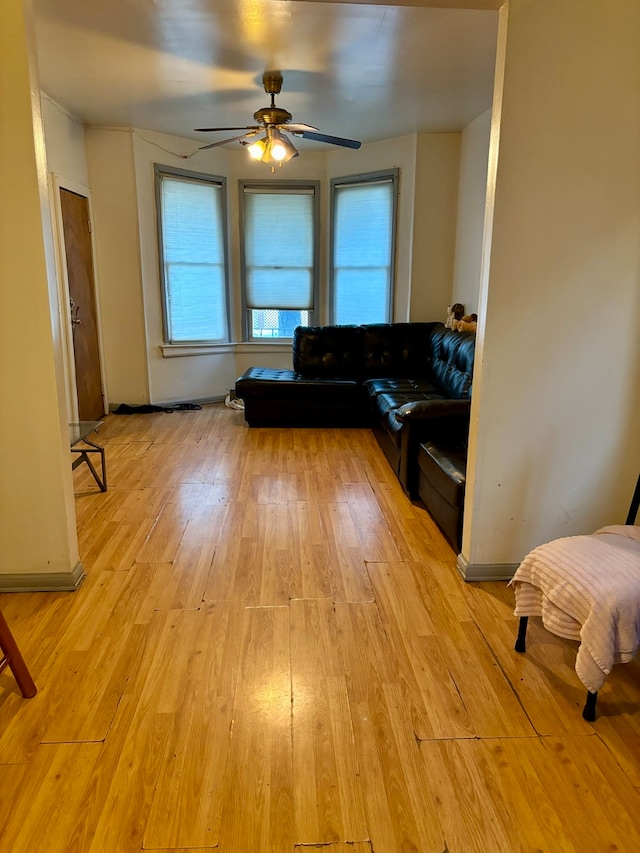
[235,323,475,546]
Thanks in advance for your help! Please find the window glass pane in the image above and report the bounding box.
[334,269,389,326]
[159,174,228,342]
[334,183,393,267]
[166,264,226,341]
[250,309,310,338]
[243,189,315,313]
[332,176,395,325]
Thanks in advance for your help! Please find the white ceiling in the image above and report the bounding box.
[33,0,499,150]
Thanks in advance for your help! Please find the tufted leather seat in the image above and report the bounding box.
[236,366,367,426]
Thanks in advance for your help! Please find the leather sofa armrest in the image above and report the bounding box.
[395,398,471,423]
[396,400,470,498]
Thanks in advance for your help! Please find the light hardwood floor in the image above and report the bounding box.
[1,402,640,852]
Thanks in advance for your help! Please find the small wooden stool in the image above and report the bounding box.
[0,610,37,698]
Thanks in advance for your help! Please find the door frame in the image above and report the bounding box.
[50,173,108,422]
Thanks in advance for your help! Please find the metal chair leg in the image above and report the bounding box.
[515,616,528,653]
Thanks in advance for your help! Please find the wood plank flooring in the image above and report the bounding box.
[1,402,640,851]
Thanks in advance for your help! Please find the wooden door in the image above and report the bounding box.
[60,188,105,421]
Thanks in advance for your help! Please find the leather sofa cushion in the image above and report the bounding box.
[363,377,439,399]
[417,440,467,548]
[290,322,475,398]
[429,326,475,399]
[372,390,448,447]
[293,325,362,378]
[418,441,467,506]
[236,366,361,402]
[360,322,440,379]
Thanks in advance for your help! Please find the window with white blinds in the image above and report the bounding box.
[331,170,398,325]
[240,183,319,339]
[156,166,229,343]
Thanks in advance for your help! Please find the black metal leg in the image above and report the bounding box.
[626,473,640,525]
[82,437,107,491]
[514,615,600,722]
[582,690,598,722]
[515,616,528,653]
[71,442,107,491]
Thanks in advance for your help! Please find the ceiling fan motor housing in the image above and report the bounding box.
[263,72,283,95]
[254,106,292,126]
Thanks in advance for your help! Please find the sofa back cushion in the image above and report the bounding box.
[429,325,475,399]
[293,325,363,378]
[292,322,475,396]
[360,322,441,379]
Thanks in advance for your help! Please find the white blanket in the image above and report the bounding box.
[510,525,640,692]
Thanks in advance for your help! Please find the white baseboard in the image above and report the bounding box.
[456,554,517,582]
[0,562,86,593]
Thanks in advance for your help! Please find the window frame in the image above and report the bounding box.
[238,179,320,342]
[154,163,231,345]
[329,168,399,326]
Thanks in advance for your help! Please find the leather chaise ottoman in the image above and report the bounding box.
[417,440,467,550]
[235,366,367,427]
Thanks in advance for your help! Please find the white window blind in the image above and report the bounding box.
[159,173,228,343]
[243,188,315,310]
[332,175,396,325]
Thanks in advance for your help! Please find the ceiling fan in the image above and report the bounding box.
[194,71,361,165]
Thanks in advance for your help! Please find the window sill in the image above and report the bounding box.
[235,341,292,355]
[160,341,292,358]
[160,342,235,358]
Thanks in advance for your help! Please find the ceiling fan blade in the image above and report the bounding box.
[282,122,319,133]
[198,131,259,150]
[194,125,259,132]
[294,130,361,150]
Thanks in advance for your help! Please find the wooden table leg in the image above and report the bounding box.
[0,610,37,698]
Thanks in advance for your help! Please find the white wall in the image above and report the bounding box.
[41,93,90,187]
[409,133,461,322]
[86,128,150,405]
[462,0,640,575]
[0,0,79,587]
[452,109,491,314]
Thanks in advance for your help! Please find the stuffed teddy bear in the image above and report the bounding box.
[454,313,478,333]
[445,303,465,329]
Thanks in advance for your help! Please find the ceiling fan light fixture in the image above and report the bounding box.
[270,140,287,162]
[266,128,298,163]
[246,137,267,160]
[195,71,360,163]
